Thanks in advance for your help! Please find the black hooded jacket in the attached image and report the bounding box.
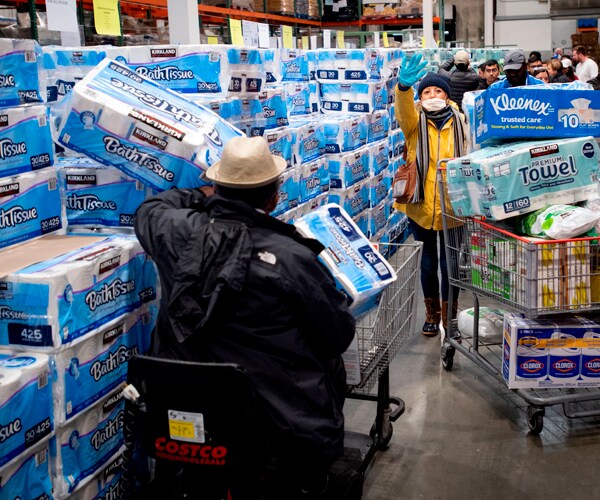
[134,188,356,461]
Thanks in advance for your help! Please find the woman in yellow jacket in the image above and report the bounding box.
[395,55,468,337]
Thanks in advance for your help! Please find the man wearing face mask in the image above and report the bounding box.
[394,54,469,338]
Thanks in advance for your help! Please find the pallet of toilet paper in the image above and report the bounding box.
[503,313,600,389]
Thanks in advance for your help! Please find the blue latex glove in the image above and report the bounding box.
[398,53,428,88]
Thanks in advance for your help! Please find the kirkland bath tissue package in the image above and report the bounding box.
[0,352,53,467]
[53,389,125,496]
[56,156,153,229]
[299,157,329,203]
[0,105,54,177]
[446,136,600,221]
[320,82,387,114]
[0,38,45,107]
[295,203,396,317]
[67,451,125,500]
[328,145,371,189]
[54,59,245,192]
[290,119,326,165]
[0,235,158,349]
[368,109,390,144]
[474,84,600,143]
[322,114,368,154]
[0,439,53,499]
[328,178,370,218]
[263,126,294,168]
[272,167,300,217]
[315,49,380,82]
[0,167,63,250]
[284,82,312,117]
[55,306,155,423]
[503,313,600,389]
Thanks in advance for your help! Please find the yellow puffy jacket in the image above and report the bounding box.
[394,85,465,231]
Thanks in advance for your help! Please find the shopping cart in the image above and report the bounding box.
[437,159,600,434]
[346,242,422,472]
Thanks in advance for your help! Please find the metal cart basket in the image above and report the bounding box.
[437,160,600,434]
[346,241,422,472]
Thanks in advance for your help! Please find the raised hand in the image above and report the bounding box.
[398,53,428,88]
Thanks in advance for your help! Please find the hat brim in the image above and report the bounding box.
[504,62,523,71]
[204,154,287,188]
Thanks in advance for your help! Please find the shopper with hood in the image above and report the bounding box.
[395,54,469,337]
[134,135,356,498]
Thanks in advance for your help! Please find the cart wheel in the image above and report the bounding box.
[441,345,455,371]
[526,406,545,435]
[369,421,394,449]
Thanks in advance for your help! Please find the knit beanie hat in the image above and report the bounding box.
[418,73,451,97]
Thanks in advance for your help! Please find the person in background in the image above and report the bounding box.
[553,47,564,59]
[587,75,600,89]
[396,54,469,337]
[527,53,544,75]
[533,66,549,83]
[561,57,578,81]
[573,45,599,83]
[437,49,480,111]
[477,59,501,89]
[134,136,356,498]
[490,49,544,88]
[547,58,570,83]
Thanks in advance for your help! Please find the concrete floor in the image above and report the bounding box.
[344,295,600,500]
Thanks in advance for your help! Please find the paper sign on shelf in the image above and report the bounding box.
[46,0,78,33]
[383,32,390,47]
[323,29,331,49]
[336,30,345,49]
[242,20,259,47]
[302,36,309,49]
[373,31,380,48]
[282,25,294,49]
[229,18,244,46]
[310,35,318,49]
[207,36,218,45]
[93,0,121,37]
[258,23,270,48]
[61,30,81,47]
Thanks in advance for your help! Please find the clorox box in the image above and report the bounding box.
[503,313,600,389]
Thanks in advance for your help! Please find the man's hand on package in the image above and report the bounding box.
[398,53,428,88]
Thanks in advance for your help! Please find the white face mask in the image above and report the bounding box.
[421,98,448,112]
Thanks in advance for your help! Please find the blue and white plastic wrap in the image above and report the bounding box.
[54,306,155,424]
[446,136,600,221]
[473,83,600,144]
[294,203,397,317]
[322,114,368,154]
[263,126,294,168]
[370,140,390,175]
[262,49,279,86]
[328,145,371,189]
[0,439,53,499]
[307,50,317,81]
[308,81,320,114]
[388,102,399,131]
[272,167,300,217]
[389,130,405,160]
[0,352,53,467]
[67,451,125,500]
[299,157,329,203]
[328,178,370,218]
[224,48,265,97]
[0,105,54,177]
[53,389,125,496]
[320,82,387,114]
[368,109,390,144]
[367,200,391,238]
[284,82,312,117]
[369,171,392,207]
[0,235,158,350]
[54,59,244,192]
[291,119,325,165]
[279,49,309,82]
[236,97,264,135]
[296,192,328,218]
[0,38,45,107]
[257,87,289,129]
[191,96,242,126]
[315,49,377,82]
[56,157,153,229]
[0,167,63,250]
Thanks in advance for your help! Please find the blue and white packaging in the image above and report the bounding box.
[67,451,125,500]
[307,51,317,81]
[322,114,368,154]
[447,136,600,221]
[0,167,63,250]
[0,353,53,467]
[294,203,397,317]
[389,130,405,160]
[386,209,410,244]
[272,167,300,217]
[308,81,320,114]
[0,38,45,107]
[54,307,154,423]
[370,140,390,176]
[327,178,370,218]
[290,119,326,165]
[474,84,600,144]
[236,97,264,134]
[191,96,242,126]
[257,87,289,129]
[262,49,279,85]
[263,127,294,168]
[53,389,125,496]
[367,109,390,143]
[284,82,312,117]
[280,49,309,82]
[327,145,371,189]
[0,105,54,177]
[299,157,329,203]
[320,82,387,114]
[369,171,392,207]
[389,102,399,131]
[54,59,244,192]
[0,235,158,349]
[373,48,402,80]
[367,200,391,237]
[315,49,377,82]
[353,210,369,236]
[0,438,53,499]
[296,192,328,218]
[225,48,265,97]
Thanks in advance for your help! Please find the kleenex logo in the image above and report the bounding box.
[489,93,552,116]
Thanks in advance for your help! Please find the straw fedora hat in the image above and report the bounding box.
[205,136,287,188]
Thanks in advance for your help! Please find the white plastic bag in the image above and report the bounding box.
[457,307,504,343]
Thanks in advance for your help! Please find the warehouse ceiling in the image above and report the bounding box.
[549,0,600,17]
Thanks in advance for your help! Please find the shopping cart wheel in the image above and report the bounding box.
[526,406,545,435]
[441,344,455,371]
[369,420,393,449]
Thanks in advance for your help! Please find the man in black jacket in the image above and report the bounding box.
[438,49,480,111]
[135,135,356,497]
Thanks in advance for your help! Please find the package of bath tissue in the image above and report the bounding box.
[367,200,391,238]
[262,49,279,85]
[190,96,242,126]
[0,438,53,499]
[315,49,377,82]
[55,306,155,423]
[284,82,312,117]
[353,210,369,237]
[290,119,326,165]
[280,49,309,82]
[389,102,399,131]
[375,48,402,81]
[308,81,320,114]
[56,156,153,229]
[369,171,392,207]
[295,203,397,317]
[53,389,125,496]
[257,87,289,129]
[235,97,264,135]
[0,38,45,107]
[263,126,294,168]
[296,192,328,218]
[389,130,405,160]
[67,450,125,500]
[370,140,390,176]
[367,109,390,144]
[0,167,63,250]
[322,114,368,154]
[0,105,54,177]
[0,235,158,349]
[447,137,600,221]
[54,59,245,192]
[0,352,53,467]
[299,157,329,203]
[328,145,371,189]
[224,47,265,97]
[320,82,387,114]
[328,178,370,218]
[272,166,300,218]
